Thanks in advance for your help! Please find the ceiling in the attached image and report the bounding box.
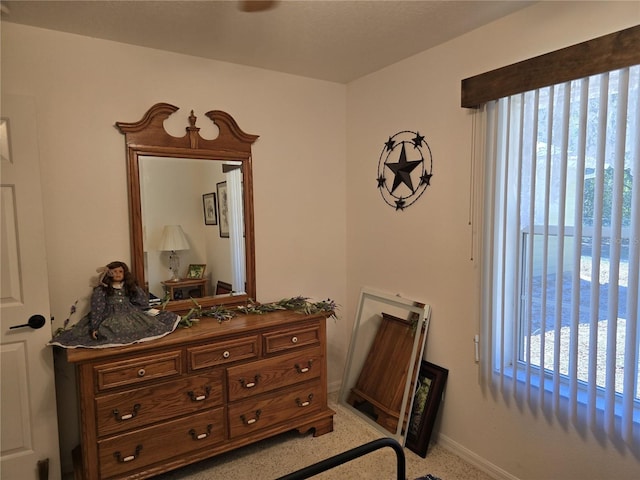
[0,0,534,83]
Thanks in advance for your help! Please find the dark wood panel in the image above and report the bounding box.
[462,25,640,108]
[347,312,424,433]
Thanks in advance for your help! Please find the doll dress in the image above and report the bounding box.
[50,285,180,349]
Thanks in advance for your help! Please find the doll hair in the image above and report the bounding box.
[101,261,138,297]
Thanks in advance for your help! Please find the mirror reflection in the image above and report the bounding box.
[339,287,430,444]
[139,156,246,302]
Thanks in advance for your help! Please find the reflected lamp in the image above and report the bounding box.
[158,225,190,281]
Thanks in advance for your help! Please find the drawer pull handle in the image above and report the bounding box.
[296,394,314,407]
[113,404,140,421]
[240,410,262,426]
[137,368,146,377]
[291,336,298,344]
[223,351,230,359]
[189,424,213,440]
[295,360,314,374]
[239,375,260,389]
[114,445,142,463]
[188,386,212,402]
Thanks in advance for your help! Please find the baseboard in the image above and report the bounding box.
[329,380,517,480]
[328,380,342,395]
[436,434,520,480]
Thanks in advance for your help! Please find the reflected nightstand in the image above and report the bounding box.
[161,278,207,300]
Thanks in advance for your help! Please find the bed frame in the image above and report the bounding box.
[276,437,406,480]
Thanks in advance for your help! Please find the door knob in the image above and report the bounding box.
[10,314,46,330]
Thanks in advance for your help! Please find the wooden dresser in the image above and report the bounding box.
[66,310,335,479]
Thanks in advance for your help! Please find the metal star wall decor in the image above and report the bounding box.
[377,130,433,210]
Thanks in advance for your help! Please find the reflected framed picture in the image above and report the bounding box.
[202,192,217,225]
[217,181,229,238]
[405,361,448,458]
[186,264,206,279]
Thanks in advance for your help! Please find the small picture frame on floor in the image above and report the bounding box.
[405,361,448,458]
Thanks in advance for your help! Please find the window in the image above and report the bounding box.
[481,65,639,445]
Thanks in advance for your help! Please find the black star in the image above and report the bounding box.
[420,173,433,186]
[412,132,425,148]
[395,198,406,210]
[385,143,422,194]
[377,175,386,188]
[385,137,395,151]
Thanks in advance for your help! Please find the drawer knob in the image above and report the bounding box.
[295,360,314,374]
[291,336,298,344]
[239,374,260,389]
[296,394,314,407]
[188,386,212,402]
[223,351,231,359]
[114,445,142,463]
[240,410,262,426]
[189,424,213,440]
[137,368,146,377]
[113,404,141,421]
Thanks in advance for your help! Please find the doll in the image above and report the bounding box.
[50,261,180,349]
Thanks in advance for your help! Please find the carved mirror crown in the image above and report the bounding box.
[116,103,258,312]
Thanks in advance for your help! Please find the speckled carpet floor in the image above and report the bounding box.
[155,397,494,480]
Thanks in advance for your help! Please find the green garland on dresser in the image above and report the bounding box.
[176,296,338,328]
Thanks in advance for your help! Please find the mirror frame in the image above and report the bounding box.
[116,103,258,312]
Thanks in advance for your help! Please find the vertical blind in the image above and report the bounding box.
[480,65,639,447]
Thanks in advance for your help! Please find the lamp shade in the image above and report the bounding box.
[158,225,190,251]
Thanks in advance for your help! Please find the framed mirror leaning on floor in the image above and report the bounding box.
[339,287,431,445]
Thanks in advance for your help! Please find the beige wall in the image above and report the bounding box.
[1,21,348,475]
[2,1,639,479]
[346,1,639,479]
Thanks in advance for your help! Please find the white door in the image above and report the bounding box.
[1,94,61,479]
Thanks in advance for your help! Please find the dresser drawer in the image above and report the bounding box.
[98,407,225,479]
[94,351,182,392]
[227,347,322,401]
[96,371,223,437]
[188,335,259,371]
[263,323,321,354]
[228,380,322,439]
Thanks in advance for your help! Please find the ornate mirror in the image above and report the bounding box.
[116,103,258,312]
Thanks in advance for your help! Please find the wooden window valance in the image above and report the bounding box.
[461,25,640,108]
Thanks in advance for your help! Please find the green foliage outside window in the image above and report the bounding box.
[583,167,634,227]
